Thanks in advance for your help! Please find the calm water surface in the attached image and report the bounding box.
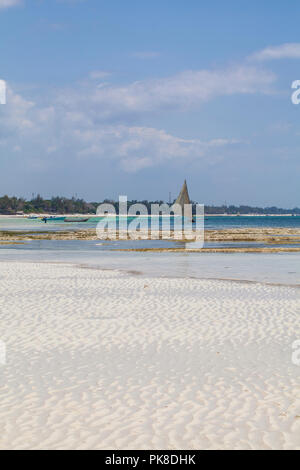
[0,216,299,285]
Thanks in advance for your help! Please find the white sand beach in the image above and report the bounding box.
[0,261,299,450]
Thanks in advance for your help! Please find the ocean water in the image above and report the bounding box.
[0,238,299,286]
[0,216,299,285]
[0,215,300,232]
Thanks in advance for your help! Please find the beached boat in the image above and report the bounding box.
[64,217,90,223]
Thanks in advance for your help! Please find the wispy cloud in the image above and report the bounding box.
[58,65,276,123]
[89,71,111,80]
[0,60,275,173]
[250,43,300,61]
[76,125,240,172]
[0,0,21,9]
[0,83,242,174]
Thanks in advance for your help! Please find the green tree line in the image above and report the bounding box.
[0,195,299,215]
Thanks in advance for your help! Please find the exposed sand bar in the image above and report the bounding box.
[120,247,300,253]
[0,261,299,450]
[1,227,300,253]
[1,227,300,242]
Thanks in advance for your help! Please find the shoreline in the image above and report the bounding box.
[0,213,299,218]
[1,258,299,289]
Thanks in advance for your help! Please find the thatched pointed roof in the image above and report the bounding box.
[175,180,191,208]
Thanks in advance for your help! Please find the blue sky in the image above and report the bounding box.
[0,0,300,206]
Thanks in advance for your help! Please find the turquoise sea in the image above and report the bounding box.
[1,215,300,232]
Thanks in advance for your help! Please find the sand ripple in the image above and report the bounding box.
[0,262,299,449]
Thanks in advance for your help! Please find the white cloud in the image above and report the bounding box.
[57,65,275,122]
[0,85,241,173]
[2,86,35,131]
[0,62,274,173]
[0,0,21,9]
[250,43,300,61]
[75,125,239,172]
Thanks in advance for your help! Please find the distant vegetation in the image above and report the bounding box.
[0,195,299,215]
[203,205,300,215]
[0,195,97,215]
